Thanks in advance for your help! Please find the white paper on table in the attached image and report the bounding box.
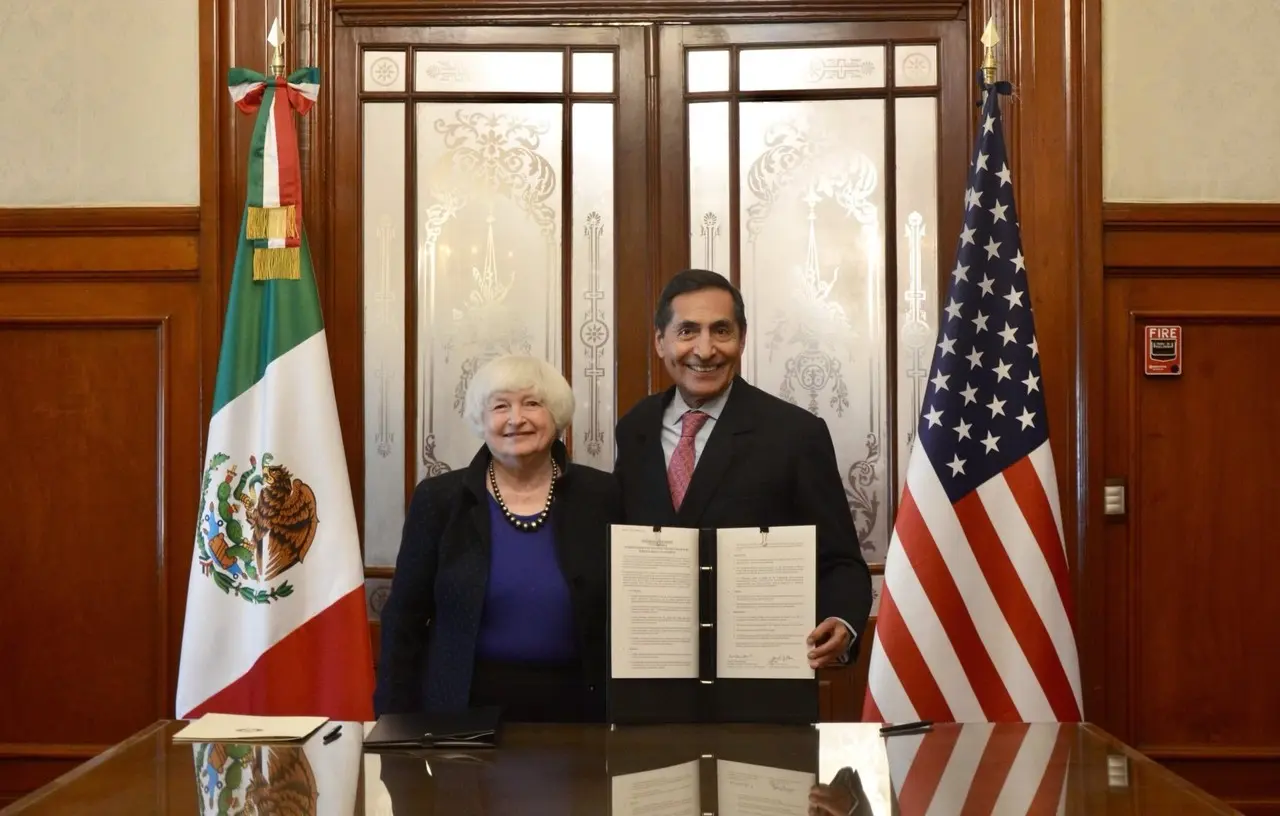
[610,759,700,816]
[716,758,815,816]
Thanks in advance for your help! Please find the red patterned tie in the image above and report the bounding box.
[668,410,710,511]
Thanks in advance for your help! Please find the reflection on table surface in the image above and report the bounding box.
[6,720,1238,814]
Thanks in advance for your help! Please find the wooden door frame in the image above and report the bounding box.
[203,0,1107,721]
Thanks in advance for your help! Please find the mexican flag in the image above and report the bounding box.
[175,66,374,721]
[192,728,363,816]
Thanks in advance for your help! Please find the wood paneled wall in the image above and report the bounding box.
[0,209,207,807]
[1096,203,1280,816]
[9,4,1279,810]
[0,3,222,803]
[0,0,1110,804]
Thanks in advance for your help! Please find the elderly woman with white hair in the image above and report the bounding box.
[373,354,621,722]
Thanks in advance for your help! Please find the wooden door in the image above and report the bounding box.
[1101,274,1280,807]
[323,17,972,720]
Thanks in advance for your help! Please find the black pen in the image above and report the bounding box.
[879,720,933,736]
[322,725,343,744]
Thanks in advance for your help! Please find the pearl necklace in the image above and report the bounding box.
[488,460,558,532]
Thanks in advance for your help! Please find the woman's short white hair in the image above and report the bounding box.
[463,354,576,437]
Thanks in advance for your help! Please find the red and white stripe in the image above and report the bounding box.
[864,440,1082,724]
[887,723,1073,815]
[228,78,264,110]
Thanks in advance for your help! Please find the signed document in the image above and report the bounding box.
[717,759,815,816]
[610,525,700,679]
[716,526,817,680]
[610,760,699,816]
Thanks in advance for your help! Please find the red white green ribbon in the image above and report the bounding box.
[227,67,320,279]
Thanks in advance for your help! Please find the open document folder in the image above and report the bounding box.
[173,713,330,743]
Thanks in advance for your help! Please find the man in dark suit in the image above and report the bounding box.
[614,269,873,667]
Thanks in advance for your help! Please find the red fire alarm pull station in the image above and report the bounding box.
[1144,325,1182,376]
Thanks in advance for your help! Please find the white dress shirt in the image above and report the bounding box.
[660,382,733,468]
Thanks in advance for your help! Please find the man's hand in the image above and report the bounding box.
[808,781,856,815]
[807,617,852,668]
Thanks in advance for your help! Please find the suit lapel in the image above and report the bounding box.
[462,448,494,628]
[633,391,679,526]
[464,446,493,557]
[676,379,754,527]
[549,445,585,587]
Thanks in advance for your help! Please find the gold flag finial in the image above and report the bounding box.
[980,16,999,90]
[267,15,285,77]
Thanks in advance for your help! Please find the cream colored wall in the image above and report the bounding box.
[0,0,1272,205]
[0,0,199,206]
[1104,0,1280,202]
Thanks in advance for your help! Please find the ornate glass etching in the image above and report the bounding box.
[366,578,392,621]
[737,100,889,561]
[895,97,939,499]
[570,103,616,469]
[415,103,564,479]
[688,102,730,274]
[687,49,730,93]
[894,44,938,87]
[572,52,615,93]
[363,51,406,93]
[361,103,407,567]
[414,51,564,93]
[739,46,887,92]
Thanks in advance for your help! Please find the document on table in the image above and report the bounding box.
[610,760,699,816]
[609,524,700,679]
[172,713,329,742]
[716,526,817,680]
[717,759,815,816]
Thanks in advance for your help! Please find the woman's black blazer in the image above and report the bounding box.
[372,440,622,718]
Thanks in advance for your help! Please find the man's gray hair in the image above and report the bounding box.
[463,354,576,437]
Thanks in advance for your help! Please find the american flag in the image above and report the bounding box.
[862,81,1082,723]
[887,723,1074,815]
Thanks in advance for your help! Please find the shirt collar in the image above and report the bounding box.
[664,381,733,427]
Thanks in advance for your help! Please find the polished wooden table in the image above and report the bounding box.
[4,720,1237,814]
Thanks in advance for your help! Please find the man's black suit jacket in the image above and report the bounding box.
[614,377,873,647]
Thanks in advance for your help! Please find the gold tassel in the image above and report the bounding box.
[246,205,298,240]
[253,247,301,280]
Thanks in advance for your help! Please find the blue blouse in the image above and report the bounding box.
[474,494,578,663]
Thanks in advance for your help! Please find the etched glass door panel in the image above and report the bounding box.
[738,95,891,563]
[414,99,565,478]
[664,24,967,569]
[342,29,647,573]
